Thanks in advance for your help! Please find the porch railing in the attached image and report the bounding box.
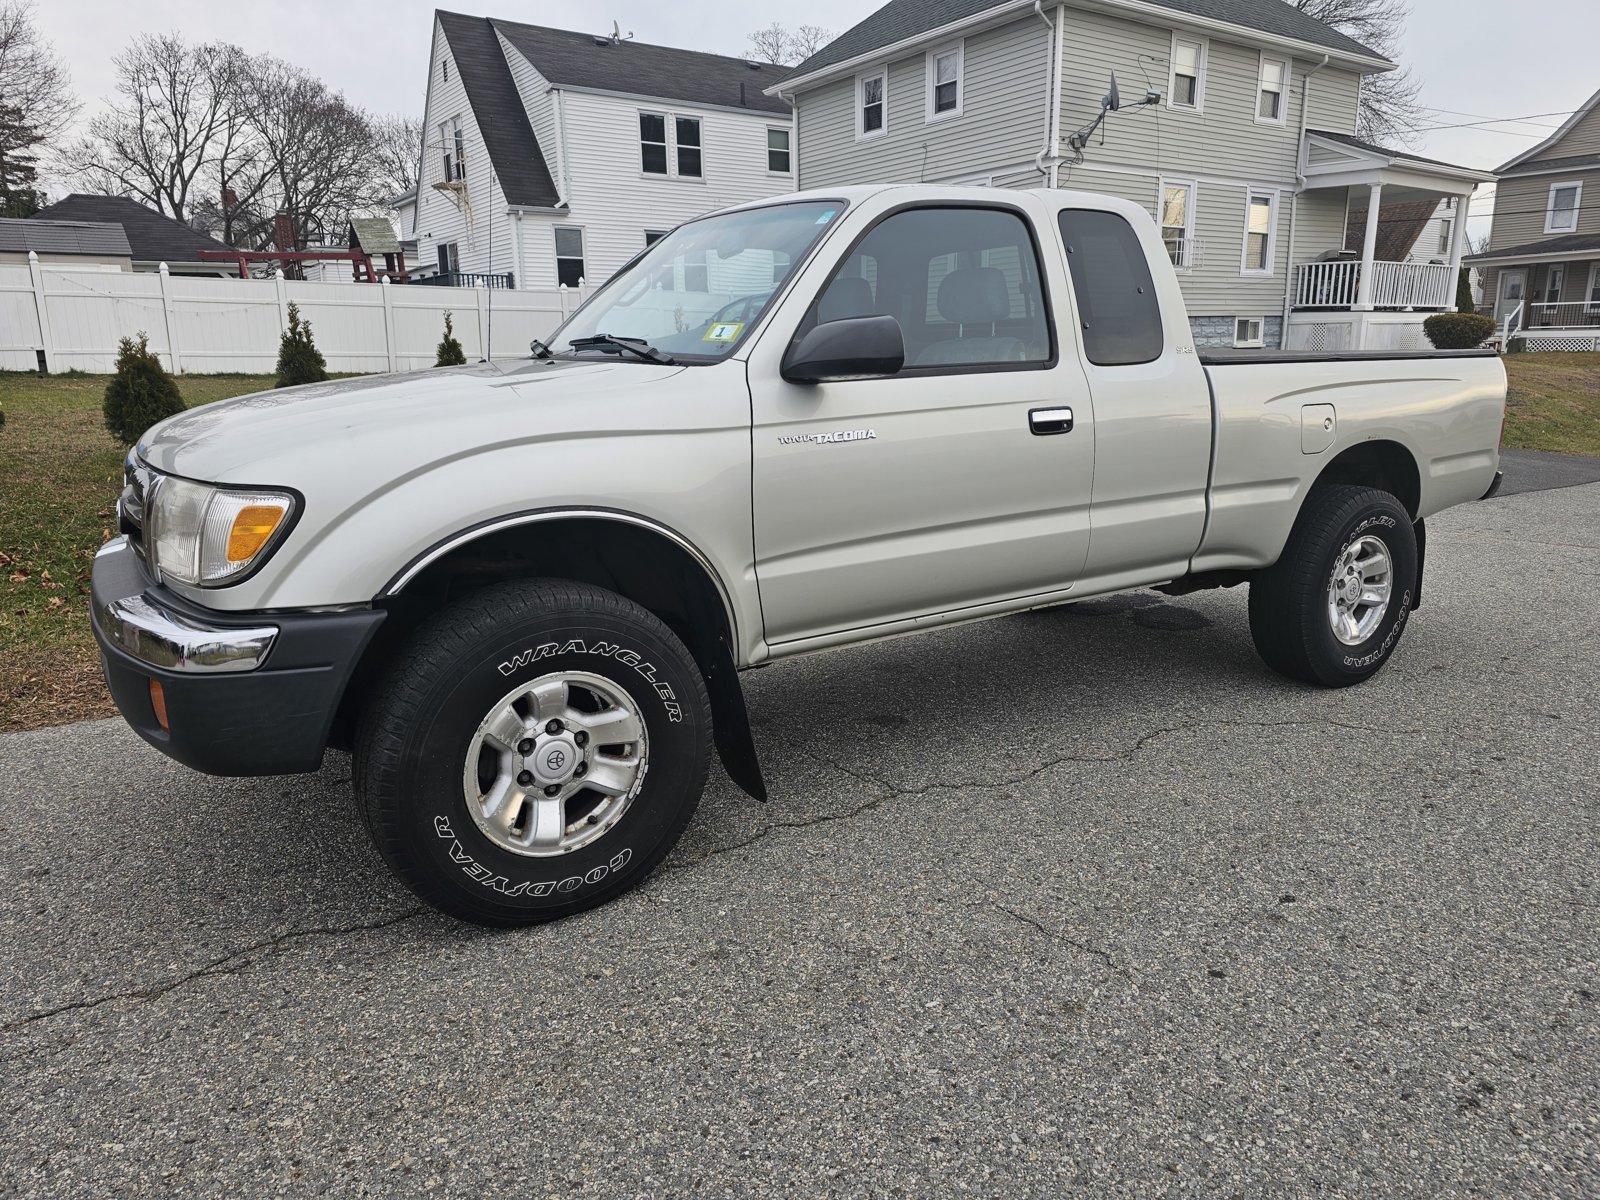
[1514,300,1600,329]
[412,271,516,289]
[1292,260,1456,310]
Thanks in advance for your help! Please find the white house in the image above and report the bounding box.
[410,11,796,293]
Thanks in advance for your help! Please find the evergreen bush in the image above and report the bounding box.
[275,302,328,388]
[1456,267,1475,314]
[435,310,467,366]
[1423,312,1496,349]
[103,333,185,445]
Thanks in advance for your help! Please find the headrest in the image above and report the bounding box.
[937,267,1010,325]
[818,276,875,322]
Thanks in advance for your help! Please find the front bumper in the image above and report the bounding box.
[91,538,385,776]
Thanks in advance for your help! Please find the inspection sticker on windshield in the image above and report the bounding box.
[704,322,744,343]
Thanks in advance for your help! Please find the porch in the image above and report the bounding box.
[1284,131,1492,351]
[1470,244,1600,351]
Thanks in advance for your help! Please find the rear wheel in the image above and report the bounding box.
[1248,485,1418,687]
[355,579,710,925]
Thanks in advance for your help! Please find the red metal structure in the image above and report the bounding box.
[196,248,408,283]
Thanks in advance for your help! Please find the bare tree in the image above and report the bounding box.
[745,22,837,67]
[369,112,423,202]
[63,35,237,220]
[0,0,77,213]
[1287,0,1424,145]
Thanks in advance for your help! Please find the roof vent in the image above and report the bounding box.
[745,60,763,70]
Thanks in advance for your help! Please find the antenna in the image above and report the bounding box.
[1065,71,1160,164]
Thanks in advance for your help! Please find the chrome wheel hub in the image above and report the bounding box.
[462,671,648,857]
[1326,534,1393,646]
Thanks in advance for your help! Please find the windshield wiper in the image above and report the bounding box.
[568,334,677,365]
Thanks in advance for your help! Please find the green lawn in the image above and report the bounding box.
[1502,353,1600,456]
[0,373,279,731]
[1,354,1598,733]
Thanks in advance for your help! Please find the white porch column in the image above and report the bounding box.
[1353,182,1382,312]
[1446,197,1469,308]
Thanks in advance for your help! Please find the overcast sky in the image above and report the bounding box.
[31,0,1600,240]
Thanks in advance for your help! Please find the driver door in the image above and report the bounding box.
[744,201,1095,647]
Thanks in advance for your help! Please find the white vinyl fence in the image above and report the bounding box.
[0,253,593,374]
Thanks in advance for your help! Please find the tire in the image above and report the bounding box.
[354,579,710,925]
[1248,485,1418,688]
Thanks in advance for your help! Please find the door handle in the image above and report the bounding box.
[1029,406,1074,435]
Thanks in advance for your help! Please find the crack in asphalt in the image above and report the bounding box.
[1,908,428,1036]
[680,717,1413,868]
[979,900,1132,979]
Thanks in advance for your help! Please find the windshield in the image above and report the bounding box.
[549,200,846,362]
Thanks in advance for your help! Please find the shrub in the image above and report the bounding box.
[1423,312,1496,350]
[103,333,185,445]
[1456,267,1475,314]
[435,310,466,367]
[275,302,328,388]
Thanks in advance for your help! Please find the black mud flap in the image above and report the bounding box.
[703,636,767,802]
[1411,517,1426,610]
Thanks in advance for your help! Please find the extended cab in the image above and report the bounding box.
[92,186,1507,924]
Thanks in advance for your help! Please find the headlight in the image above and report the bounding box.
[149,476,296,586]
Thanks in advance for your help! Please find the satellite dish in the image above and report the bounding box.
[1104,72,1121,112]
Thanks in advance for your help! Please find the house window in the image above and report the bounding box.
[1234,318,1265,348]
[453,125,466,177]
[1437,212,1454,257]
[767,127,792,173]
[441,120,465,182]
[1587,263,1600,313]
[555,227,584,287]
[1169,35,1206,110]
[675,117,702,177]
[1546,181,1581,233]
[858,69,887,139]
[927,43,963,119]
[640,113,668,174]
[1542,264,1564,305]
[437,242,457,276]
[1160,179,1196,269]
[645,230,668,246]
[1257,56,1287,123]
[1241,190,1277,274]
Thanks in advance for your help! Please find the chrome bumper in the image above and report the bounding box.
[93,539,277,674]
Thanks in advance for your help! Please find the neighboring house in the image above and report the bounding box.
[0,217,133,271]
[1467,85,1600,351]
[31,195,236,276]
[771,0,1491,350]
[409,11,796,291]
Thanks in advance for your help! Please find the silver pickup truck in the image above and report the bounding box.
[93,185,1506,924]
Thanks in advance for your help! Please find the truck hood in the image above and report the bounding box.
[139,359,687,481]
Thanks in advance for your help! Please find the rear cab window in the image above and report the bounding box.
[1056,209,1165,366]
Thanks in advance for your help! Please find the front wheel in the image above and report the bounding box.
[355,579,711,925]
[1248,485,1418,687]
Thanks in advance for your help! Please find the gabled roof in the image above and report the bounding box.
[436,11,562,209]
[782,0,1389,88]
[1499,152,1600,178]
[349,217,400,253]
[1310,130,1485,176]
[31,195,230,263]
[1495,86,1600,175]
[0,216,132,257]
[491,18,792,116]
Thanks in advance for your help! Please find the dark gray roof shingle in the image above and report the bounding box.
[1500,152,1600,177]
[789,0,1388,80]
[437,11,562,209]
[0,217,132,257]
[30,195,229,263]
[491,18,792,116]
[1465,232,1600,262]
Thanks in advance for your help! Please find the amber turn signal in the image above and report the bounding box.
[148,678,169,730]
[226,504,289,563]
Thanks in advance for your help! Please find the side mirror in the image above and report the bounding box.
[781,315,905,384]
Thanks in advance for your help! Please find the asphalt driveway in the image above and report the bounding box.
[2,482,1597,1197]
